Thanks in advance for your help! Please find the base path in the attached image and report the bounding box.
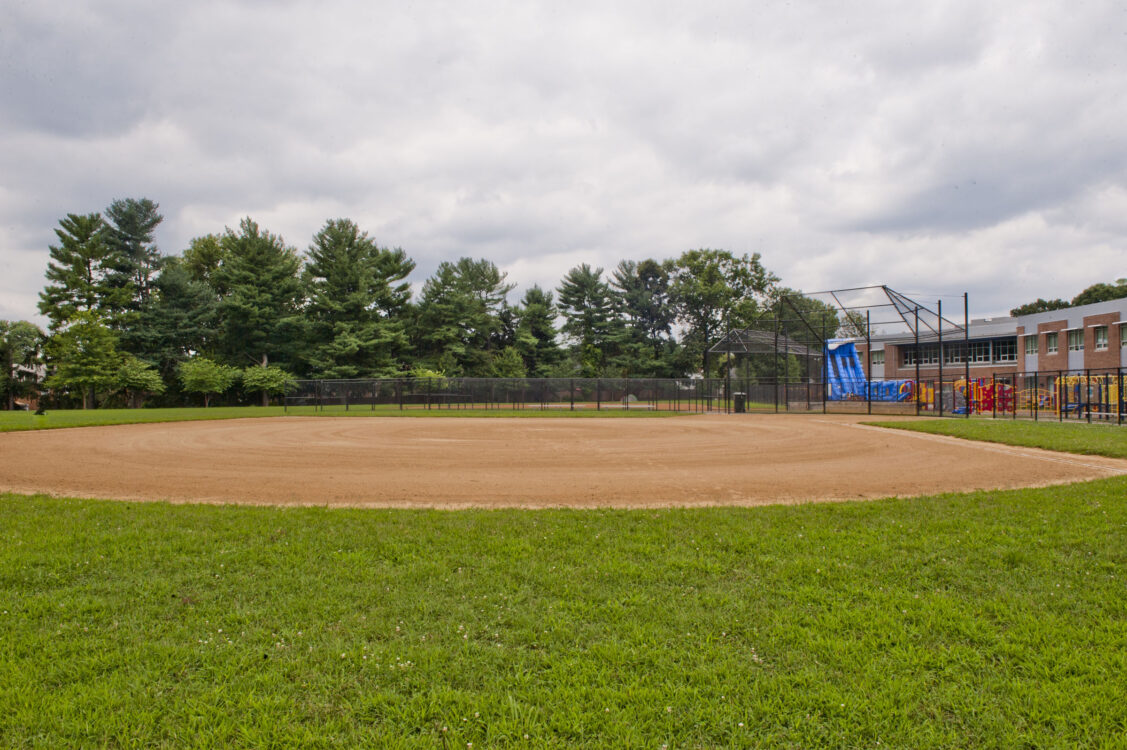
[2,415,1125,508]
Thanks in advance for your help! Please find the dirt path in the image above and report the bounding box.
[1,415,1124,508]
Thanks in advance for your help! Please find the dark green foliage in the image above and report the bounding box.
[101,198,165,330]
[303,219,414,378]
[609,259,680,376]
[37,213,112,331]
[414,258,514,376]
[1009,297,1070,316]
[557,264,621,377]
[513,286,565,377]
[214,218,305,370]
[129,260,218,385]
[0,320,44,410]
[1010,278,1127,316]
[1071,279,1127,306]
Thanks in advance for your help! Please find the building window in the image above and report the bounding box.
[871,350,884,366]
[994,339,1016,363]
[969,341,991,363]
[943,343,965,365]
[920,344,939,365]
[1068,329,1084,352]
[1121,325,1127,348]
[1024,336,1038,356]
[901,347,916,367]
[1046,332,1058,354]
[1094,325,1108,351]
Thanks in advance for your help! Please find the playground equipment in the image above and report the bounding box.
[1054,374,1122,418]
[950,378,1015,415]
[825,340,914,402]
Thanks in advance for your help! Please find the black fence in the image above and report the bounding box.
[284,369,1125,423]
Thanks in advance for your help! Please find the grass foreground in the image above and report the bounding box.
[0,404,680,432]
[866,417,1127,459]
[4,477,1127,748]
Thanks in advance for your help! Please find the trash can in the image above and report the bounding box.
[734,393,746,413]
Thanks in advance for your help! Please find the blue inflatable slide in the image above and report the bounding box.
[825,339,913,401]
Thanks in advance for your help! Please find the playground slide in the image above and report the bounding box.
[826,340,867,399]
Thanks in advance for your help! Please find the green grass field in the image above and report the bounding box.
[0,404,681,432]
[867,417,1127,459]
[3,416,1126,747]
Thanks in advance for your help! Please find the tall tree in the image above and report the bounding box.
[214,218,305,370]
[102,198,165,312]
[557,264,619,377]
[1071,279,1127,306]
[513,285,564,377]
[303,219,415,378]
[181,234,227,290]
[44,312,120,409]
[610,259,678,376]
[37,213,111,331]
[0,320,44,410]
[670,249,778,375]
[132,259,219,385]
[414,258,514,376]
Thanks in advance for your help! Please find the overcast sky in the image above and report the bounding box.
[2,0,1125,325]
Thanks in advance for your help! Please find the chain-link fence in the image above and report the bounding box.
[284,369,1125,423]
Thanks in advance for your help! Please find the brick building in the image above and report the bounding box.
[857,297,1127,381]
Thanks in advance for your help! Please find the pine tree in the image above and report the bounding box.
[214,218,305,371]
[37,213,111,331]
[513,286,563,377]
[304,219,414,378]
[414,258,513,376]
[557,264,618,377]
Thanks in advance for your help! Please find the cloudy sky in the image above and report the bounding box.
[2,0,1125,325]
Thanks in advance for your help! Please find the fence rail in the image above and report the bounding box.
[283,370,1125,423]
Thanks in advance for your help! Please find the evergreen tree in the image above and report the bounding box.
[304,219,415,378]
[37,213,111,331]
[102,198,165,316]
[133,259,219,385]
[513,285,564,377]
[214,218,305,371]
[557,264,618,377]
[414,258,514,376]
[610,259,678,376]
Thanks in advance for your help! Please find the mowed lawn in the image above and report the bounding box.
[2,419,1126,747]
[0,404,679,432]
[867,417,1127,459]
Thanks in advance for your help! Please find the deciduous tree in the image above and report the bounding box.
[0,320,44,410]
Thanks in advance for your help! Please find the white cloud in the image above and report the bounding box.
[2,0,1125,326]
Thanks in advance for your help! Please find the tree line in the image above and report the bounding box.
[3,197,839,409]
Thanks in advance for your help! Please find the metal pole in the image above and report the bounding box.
[596,378,601,411]
[1086,368,1092,423]
[964,292,970,418]
[821,316,827,414]
[937,300,944,418]
[866,309,872,415]
[1059,370,1064,422]
[992,372,997,419]
[914,308,921,417]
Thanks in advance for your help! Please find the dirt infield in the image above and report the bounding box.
[2,414,1125,508]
